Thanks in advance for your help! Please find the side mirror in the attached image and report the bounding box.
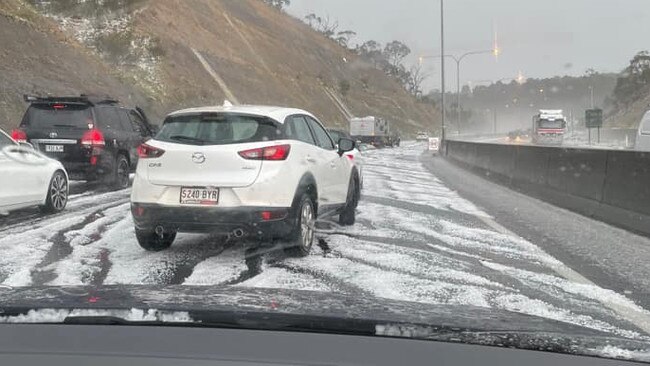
[337,138,355,156]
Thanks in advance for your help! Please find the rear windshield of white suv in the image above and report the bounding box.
[156,113,281,145]
[22,104,92,129]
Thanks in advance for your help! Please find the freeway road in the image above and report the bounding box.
[1,141,650,341]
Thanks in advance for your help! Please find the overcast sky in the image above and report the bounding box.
[288,0,650,91]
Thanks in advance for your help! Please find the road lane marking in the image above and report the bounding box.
[477,214,650,335]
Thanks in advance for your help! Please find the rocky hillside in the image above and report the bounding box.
[0,0,438,135]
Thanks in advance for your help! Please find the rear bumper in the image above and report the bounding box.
[60,154,115,181]
[131,203,295,238]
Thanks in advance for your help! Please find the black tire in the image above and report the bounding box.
[105,154,130,190]
[284,194,316,257]
[339,173,360,226]
[40,170,68,214]
[135,229,176,252]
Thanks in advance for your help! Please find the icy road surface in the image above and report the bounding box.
[1,141,650,340]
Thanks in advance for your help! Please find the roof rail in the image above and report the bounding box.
[23,94,119,106]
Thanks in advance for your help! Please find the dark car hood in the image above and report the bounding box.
[0,285,591,332]
[0,285,649,361]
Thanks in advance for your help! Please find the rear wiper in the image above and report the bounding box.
[53,124,77,128]
[169,135,207,145]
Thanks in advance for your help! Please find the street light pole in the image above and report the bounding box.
[440,0,446,142]
[454,50,496,134]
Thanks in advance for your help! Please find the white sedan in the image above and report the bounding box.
[130,105,361,254]
[0,129,69,215]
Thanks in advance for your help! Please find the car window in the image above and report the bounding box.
[117,109,134,133]
[129,110,150,137]
[0,132,15,147]
[328,130,341,143]
[156,113,280,145]
[22,104,92,130]
[305,116,335,150]
[285,115,316,145]
[94,107,122,133]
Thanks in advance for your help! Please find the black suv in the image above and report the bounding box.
[12,95,155,189]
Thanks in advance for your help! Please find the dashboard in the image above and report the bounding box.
[0,324,641,365]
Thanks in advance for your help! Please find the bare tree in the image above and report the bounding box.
[263,0,290,10]
[335,30,356,48]
[305,13,317,27]
[357,40,386,68]
[383,40,411,69]
[317,15,339,38]
[407,63,429,97]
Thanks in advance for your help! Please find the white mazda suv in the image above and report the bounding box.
[130,105,361,255]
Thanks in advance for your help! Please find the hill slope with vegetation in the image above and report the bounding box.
[0,0,438,135]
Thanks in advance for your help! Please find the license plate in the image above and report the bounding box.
[45,145,64,153]
[180,187,219,205]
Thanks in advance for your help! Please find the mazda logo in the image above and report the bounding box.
[49,132,58,138]
[192,152,206,164]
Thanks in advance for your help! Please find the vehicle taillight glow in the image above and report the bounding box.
[238,144,291,161]
[260,210,288,221]
[52,104,65,110]
[132,204,146,217]
[81,129,105,147]
[137,143,165,159]
[11,129,27,143]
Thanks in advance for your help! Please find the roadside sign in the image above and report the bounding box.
[586,109,603,129]
[428,137,440,153]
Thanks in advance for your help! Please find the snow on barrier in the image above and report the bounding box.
[444,140,650,237]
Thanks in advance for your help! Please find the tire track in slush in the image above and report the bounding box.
[0,190,129,235]
[163,236,249,285]
[31,210,106,285]
[30,201,128,286]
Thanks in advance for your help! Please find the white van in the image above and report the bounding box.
[635,111,650,151]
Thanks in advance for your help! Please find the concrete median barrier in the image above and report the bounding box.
[444,140,650,237]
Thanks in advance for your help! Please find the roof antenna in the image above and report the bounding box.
[223,100,233,107]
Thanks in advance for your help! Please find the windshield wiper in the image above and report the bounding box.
[168,135,207,145]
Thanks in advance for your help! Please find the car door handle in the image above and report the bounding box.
[329,162,337,168]
[305,156,317,163]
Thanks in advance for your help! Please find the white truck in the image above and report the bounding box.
[350,116,395,147]
[532,110,567,145]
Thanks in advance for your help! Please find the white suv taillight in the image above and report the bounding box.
[137,143,165,158]
[238,144,291,161]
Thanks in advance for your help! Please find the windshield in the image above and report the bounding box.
[538,119,566,129]
[156,114,281,145]
[22,104,92,129]
[2,0,650,363]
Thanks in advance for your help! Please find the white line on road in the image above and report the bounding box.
[477,214,650,335]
